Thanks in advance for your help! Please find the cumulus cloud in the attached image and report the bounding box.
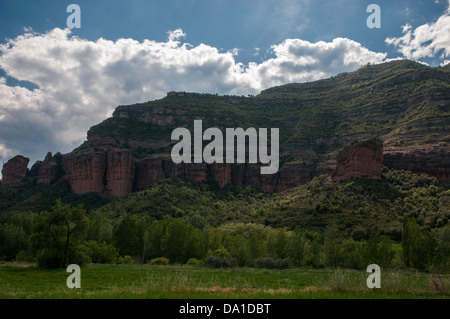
[248,38,387,88]
[0,27,387,171]
[386,5,450,60]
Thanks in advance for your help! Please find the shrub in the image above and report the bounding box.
[149,257,170,265]
[211,247,232,259]
[36,248,62,269]
[341,240,365,269]
[434,225,450,273]
[84,241,119,264]
[205,256,237,268]
[15,250,34,263]
[185,258,202,266]
[255,257,290,269]
[37,244,90,269]
[117,255,135,264]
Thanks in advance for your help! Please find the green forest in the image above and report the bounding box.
[1,168,448,273]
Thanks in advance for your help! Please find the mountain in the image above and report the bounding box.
[1,59,449,204]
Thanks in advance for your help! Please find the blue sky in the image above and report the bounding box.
[0,0,449,172]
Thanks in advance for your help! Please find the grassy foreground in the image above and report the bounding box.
[0,263,449,299]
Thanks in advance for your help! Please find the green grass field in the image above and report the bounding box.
[0,263,448,299]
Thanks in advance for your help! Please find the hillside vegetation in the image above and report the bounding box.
[0,169,448,272]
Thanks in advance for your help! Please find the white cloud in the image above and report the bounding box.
[386,6,450,60]
[244,37,387,88]
[0,27,387,170]
[401,24,412,33]
[167,28,186,42]
[228,48,240,56]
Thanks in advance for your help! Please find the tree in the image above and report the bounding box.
[411,230,436,271]
[287,229,309,267]
[87,212,112,243]
[364,232,395,267]
[402,217,419,268]
[0,223,27,261]
[248,235,265,262]
[146,220,164,260]
[30,200,89,268]
[434,225,450,272]
[267,229,289,259]
[223,234,249,266]
[112,214,146,258]
[322,225,344,267]
[84,240,119,264]
[161,218,189,263]
[402,216,437,270]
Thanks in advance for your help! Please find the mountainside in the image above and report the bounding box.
[1,60,450,200]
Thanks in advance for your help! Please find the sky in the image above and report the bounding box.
[0,0,449,175]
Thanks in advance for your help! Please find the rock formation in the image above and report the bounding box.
[134,158,166,190]
[332,139,384,182]
[132,160,331,193]
[384,145,450,184]
[1,155,29,185]
[2,136,448,196]
[62,151,107,194]
[105,149,135,197]
[36,152,59,184]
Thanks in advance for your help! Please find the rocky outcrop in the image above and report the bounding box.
[105,149,135,197]
[61,148,136,196]
[2,137,446,197]
[332,139,384,182]
[210,163,232,188]
[134,158,166,190]
[29,161,43,177]
[132,159,331,193]
[384,145,450,183]
[37,152,59,184]
[277,165,317,192]
[1,155,29,185]
[62,151,106,194]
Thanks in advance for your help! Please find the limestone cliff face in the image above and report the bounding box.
[209,163,232,188]
[1,155,29,185]
[62,151,106,194]
[105,149,135,197]
[332,139,384,182]
[384,145,450,183]
[36,152,58,184]
[3,137,448,196]
[134,158,165,190]
[132,160,332,193]
[61,148,136,196]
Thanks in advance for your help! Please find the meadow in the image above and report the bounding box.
[0,262,448,299]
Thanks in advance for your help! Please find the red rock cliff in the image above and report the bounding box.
[62,151,106,194]
[332,139,384,182]
[1,155,29,185]
[37,152,59,184]
[384,145,450,184]
[105,149,135,197]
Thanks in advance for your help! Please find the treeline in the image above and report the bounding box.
[0,200,448,272]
